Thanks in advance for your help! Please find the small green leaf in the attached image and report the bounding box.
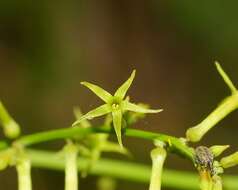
[209,145,229,157]
[220,151,238,168]
[124,102,163,113]
[81,82,113,102]
[72,104,111,126]
[215,61,237,93]
[112,109,123,148]
[114,70,136,100]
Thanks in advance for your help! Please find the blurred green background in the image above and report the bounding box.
[1,1,238,190]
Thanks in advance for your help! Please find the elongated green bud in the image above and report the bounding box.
[220,151,238,168]
[0,101,20,138]
[149,147,167,190]
[209,145,229,157]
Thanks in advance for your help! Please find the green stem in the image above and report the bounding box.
[64,142,79,190]
[27,149,238,190]
[16,158,32,190]
[16,126,194,161]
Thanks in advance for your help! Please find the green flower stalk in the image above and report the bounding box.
[149,147,167,190]
[16,157,32,190]
[0,101,21,139]
[64,141,79,190]
[186,62,238,142]
[220,151,238,168]
[72,70,162,147]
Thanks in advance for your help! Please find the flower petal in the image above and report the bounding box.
[114,70,136,100]
[72,104,111,126]
[81,82,113,103]
[124,102,163,113]
[112,109,123,148]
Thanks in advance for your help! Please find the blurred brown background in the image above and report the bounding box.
[1,0,238,189]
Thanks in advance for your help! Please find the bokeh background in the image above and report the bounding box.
[1,1,238,190]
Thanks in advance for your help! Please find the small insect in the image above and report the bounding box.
[194,146,214,175]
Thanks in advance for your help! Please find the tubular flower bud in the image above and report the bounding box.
[149,147,167,190]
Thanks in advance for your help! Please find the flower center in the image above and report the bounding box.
[109,97,122,109]
[111,103,120,110]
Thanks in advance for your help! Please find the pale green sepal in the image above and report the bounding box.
[112,109,123,148]
[114,70,136,100]
[124,102,163,113]
[72,104,111,126]
[81,82,113,102]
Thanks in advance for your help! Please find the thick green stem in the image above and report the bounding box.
[16,158,32,190]
[64,142,79,190]
[16,126,193,161]
[149,147,167,190]
[27,149,238,190]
